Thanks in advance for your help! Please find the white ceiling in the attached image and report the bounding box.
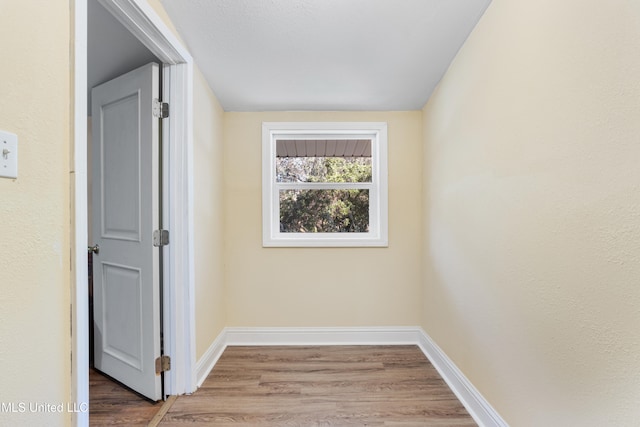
[160,0,491,112]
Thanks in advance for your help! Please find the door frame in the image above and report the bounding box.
[72,0,196,425]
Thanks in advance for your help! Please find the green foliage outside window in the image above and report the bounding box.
[277,157,372,233]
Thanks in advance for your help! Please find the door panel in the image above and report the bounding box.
[91,62,162,401]
[101,93,141,241]
[102,262,143,369]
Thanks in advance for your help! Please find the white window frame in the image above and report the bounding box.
[262,122,388,247]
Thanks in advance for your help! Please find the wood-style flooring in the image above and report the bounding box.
[159,345,477,426]
[89,368,163,426]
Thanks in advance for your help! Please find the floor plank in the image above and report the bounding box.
[158,345,477,427]
[89,368,163,426]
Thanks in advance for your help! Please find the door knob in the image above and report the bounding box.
[88,244,100,255]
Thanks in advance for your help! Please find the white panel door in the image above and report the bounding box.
[91,62,162,401]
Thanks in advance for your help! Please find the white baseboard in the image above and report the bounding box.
[194,330,227,387]
[194,326,507,427]
[416,330,508,427]
[224,326,423,346]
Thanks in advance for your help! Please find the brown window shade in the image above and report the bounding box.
[276,139,371,158]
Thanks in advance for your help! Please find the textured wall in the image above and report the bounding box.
[422,0,640,425]
[0,1,71,426]
[192,69,227,359]
[224,111,423,327]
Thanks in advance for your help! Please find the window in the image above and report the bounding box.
[262,122,388,247]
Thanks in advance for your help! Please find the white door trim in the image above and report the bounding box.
[72,1,195,425]
[71,3,89,426]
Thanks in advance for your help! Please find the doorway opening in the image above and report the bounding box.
[87,0,165,406]
[73,0,196,425]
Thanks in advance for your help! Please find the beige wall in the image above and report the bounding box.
[224,111,423,327]
[422,0,640,425]
[0,1,72,426]
[192,68,227,359]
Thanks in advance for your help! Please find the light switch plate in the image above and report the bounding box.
[0,130,18,179]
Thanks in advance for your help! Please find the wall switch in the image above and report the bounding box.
[0,130,18,179]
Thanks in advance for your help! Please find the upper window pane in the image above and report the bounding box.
[276,156,372,183]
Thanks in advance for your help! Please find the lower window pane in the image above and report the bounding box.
[279,189,369,233]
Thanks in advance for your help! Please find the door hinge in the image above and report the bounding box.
[155,355,171,374]
[153,229,170,247]
[153,99,169,119]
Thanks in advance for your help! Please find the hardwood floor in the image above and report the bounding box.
[158,345,477,426]
[89,368,163,426]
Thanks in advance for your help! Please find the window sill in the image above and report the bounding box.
[263,233,388,248]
